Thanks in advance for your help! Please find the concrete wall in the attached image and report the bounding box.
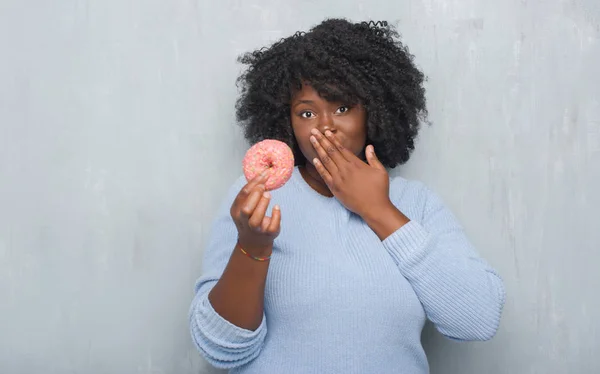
[1,0,598,373]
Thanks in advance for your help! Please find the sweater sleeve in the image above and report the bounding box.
[188,176,267,369]
[383,183,506,341]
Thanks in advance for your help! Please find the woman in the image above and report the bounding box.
[189,18,505,373]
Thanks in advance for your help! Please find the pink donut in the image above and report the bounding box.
[243,139,295,191]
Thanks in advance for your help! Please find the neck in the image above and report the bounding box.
[299,162,333,197]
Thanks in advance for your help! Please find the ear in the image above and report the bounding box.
[366,145,385,170]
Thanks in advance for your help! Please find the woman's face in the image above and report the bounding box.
[290,83,368,165]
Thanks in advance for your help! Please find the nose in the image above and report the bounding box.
[317,113,335,133]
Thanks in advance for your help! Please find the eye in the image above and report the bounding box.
[300,111,315,118]
[336,106,350,114]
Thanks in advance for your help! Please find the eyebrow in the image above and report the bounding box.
[293,99,315,108]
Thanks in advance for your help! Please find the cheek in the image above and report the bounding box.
[346,119,368,153]
[291,125,316,160]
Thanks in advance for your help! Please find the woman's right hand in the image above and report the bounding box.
[230,172,281,256]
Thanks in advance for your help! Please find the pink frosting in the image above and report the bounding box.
[243,139,295,190]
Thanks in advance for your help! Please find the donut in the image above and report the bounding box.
[243,139,295,191]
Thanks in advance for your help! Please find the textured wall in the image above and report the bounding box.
[1,0,598,373]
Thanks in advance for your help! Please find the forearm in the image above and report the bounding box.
[364,198,504,340]
[208,243,271,331]
[362,201,410,241]
[383,221,505,340]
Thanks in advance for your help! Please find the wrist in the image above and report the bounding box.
[361,201,410,241]
[360,199,396,222]
[236,239,273,258]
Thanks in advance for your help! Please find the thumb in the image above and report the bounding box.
[366,145,385,170]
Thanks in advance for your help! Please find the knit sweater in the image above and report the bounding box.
[189,166,505,373]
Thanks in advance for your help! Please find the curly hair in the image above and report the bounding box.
[235,18,428,168]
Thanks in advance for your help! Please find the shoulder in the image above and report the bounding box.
[388,174,441,221]
[228,174,250,193]
[389,174,430,202]
[212,174,248,215]
[220,174,248,201]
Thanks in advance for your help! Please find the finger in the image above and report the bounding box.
[248,191,271,230]
[266,205,281,234]
[312,129,346,167]
[366,145,386,171]
[324,130,355,162]
[312,157,334,186]
[310,132,339,174]
[234,172,268,206]
[244,171,268,193]
[260,216,271,232]
[239,187,265,222]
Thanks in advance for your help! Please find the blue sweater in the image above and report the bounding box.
[189,167,505,373]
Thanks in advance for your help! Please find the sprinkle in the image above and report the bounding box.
[242,139,294,190]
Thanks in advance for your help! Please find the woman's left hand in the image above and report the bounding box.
[310,129,393,219]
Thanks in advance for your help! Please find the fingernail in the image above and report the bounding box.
[311,128,319,135]
[325,130,332,137]
[274,204,280,210]
[310,135,317,143]
[263,191,271,199]
[312,158,319,165]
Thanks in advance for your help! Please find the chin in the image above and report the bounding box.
[299,149,317,165]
